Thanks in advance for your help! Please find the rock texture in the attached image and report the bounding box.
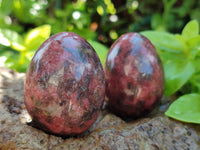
[0,67,200,150]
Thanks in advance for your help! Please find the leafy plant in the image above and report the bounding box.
[0,25,51,72]
[151,0,196,32]
[165,93,200,123]
[141,20,200,124]
[88,40,108,66]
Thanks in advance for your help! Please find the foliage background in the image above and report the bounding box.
[0,0,199,72]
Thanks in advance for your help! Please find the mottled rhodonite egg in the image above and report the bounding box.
[24,32,105,136]
[105,33,164,118]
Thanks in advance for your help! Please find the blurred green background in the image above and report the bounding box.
[0,0,199,72]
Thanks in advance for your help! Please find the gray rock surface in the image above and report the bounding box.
[0,67,200,150]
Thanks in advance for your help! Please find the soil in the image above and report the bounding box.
[0,67,200,150]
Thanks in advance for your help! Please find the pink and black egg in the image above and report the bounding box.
[105,33,164,118]
[24,32,105,136]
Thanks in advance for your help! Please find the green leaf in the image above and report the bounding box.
[0,28,25,51]
[165,93,200,124]
[175,35,200,58]
[88,40,108,66]
[4,51,20,69]
[189,56,200,93]
[5,51,29,72]
[182,20,199,40]
[12,0,38,23]
[72,28,97,40]
[175,34,187,50]
[190,73,200,93]
[151,13,165,31]
[0,0,14,17]
[187,35,200,48]
[189,42,200,59]
[0,47,15,67]
[193,56,200,72]
[164,60,195,96]
[141,31,184,53]
[156,48,185,64]
[24,25,51,51]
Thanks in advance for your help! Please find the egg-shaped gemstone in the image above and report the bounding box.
[105,32,164,118]
[24,32,105,136]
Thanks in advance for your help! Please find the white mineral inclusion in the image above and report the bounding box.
[33,42,51,62]
[33,41,51,73]
[75,63,92,81]
[122,34,129,41]
[147,53,156,64]
[107,43,120,69]
[55,32,68,41]
[73,35,78,39]
[124,62,132,76]
[124,88,135,96]
[48,66,65,86]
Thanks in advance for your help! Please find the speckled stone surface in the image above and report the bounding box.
[105,33,164,118]
[24,32,105,136]
[0,68,200,150]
